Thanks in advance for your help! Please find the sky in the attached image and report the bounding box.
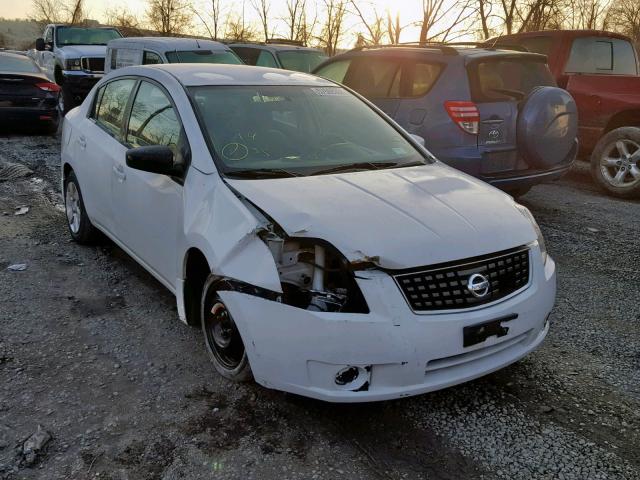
[0,0,450,46]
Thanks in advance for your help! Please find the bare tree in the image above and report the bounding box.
[192,0,224,40]
[283,0,317,43]
[419,0,474,42]
[606,0,640,44]
[251,0,271,42]
[350,1,385,45]
[30,0,86,26]
[105,6,141,31]
[224,5,259,42]
[386,11,404,44]
[146,0,193,35]
[476,0,492,39]
[318,0,347,55]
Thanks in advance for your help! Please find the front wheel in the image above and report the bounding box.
[64,171,99,243]
[590,127,640,199]
[58,84,76,116]
[201,276,253,382]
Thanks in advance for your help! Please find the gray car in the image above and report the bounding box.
[229,41,327,73]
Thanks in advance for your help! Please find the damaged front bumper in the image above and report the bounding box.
[219,247,556,402]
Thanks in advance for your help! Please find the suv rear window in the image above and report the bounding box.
[316,57,443,99]
[468,58,555,102]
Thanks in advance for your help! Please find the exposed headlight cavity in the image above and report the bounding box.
[516,204,548,264]
[262,231,369,313]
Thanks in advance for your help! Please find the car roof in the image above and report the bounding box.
[321,45,546,63]
[229,42,325,53]
[107,37,231,51]
[116,64,335,87]
[0,51,33,60]
[492,29,633,42]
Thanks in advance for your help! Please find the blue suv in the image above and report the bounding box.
[313,44,578,196]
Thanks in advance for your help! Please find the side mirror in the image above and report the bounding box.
[35,38,45,51]
[126,146,184,176]
[410,134,426,147]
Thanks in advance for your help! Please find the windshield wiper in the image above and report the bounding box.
[224,168,300,179]
[311,161,425,176]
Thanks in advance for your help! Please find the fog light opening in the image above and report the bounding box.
[334,366,370,391]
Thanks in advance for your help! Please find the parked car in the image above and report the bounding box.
[229,40,327,73]
[105,37,242,73]
[491,30,640,198]
[0,51,59,132]
[313,44,579,197]
[61,63,555,402]
[30,24,122,114]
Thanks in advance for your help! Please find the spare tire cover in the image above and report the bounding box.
[517,86,578,169]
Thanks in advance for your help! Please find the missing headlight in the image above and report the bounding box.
[263,233,369,314]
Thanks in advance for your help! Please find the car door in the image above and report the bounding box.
[111,79,186,288]
[74,78,136,234]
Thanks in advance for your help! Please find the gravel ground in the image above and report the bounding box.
[0,131,639,480]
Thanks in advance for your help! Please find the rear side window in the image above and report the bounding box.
[565,37,638,75]
[469,58,555,102]
[255,51,278,68]
[127,81,181,149]
[143,51,162,65]
[408,62,441,97]
[315,59,351,83]
[344,57,401,98]
[94,79,136,137]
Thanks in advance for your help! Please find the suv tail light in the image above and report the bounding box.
[35,82,61,93]
[444,101,479,135]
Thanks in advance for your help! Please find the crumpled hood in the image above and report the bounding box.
[58,45,106,59]
[227,164,537,269]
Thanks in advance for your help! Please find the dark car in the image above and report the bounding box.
[313,44,579,196]
[229,40,327,73]
[0,51,59,133]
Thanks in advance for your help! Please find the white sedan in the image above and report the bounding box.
[61,64,556,402]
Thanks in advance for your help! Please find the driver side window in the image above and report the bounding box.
[126,81,181,150]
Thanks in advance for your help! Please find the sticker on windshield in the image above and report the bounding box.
[392,147,406,155]
[311,87,348,96]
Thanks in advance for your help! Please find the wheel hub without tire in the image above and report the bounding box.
[205,301,244,370]
[600,139,640,187]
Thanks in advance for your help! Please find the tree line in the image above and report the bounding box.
[30,0,640,54]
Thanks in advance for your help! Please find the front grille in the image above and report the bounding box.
[81,57,105,73]
[394,247,530,312]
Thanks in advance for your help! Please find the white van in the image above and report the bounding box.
[105,37,242,73]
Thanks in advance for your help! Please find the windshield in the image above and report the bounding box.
[56,27,121,46]
[190,85,429,178]
[165,50,242,65]
[0,54,40,73]
[276,50,328,73]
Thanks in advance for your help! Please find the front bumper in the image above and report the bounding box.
[219,247,556,402]
[61,70,102,99]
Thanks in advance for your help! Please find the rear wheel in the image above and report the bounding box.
[201,276,253,382]
[590,127,640,199]
[58,84,76,116]
[64,171,99,243]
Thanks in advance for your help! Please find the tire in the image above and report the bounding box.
[590,127,640,199]
[63,171,99,244]
[201,276,253,382]
[58,84,76,116]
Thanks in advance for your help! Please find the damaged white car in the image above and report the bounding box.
[61,64,556,402]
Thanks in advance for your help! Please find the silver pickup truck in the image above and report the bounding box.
[30,24,122,114]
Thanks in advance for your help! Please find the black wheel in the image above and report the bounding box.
[63,171,99,244]
[201,276,252,382]
[58,84,76,116]
[590,127,640,199]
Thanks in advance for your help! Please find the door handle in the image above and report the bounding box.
[113,164,126,182]
[78,136,86,149]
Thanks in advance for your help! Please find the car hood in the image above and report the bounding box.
[227,164,537,270]
[58,45,106,58]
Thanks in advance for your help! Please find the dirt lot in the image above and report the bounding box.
[0,131,639,480]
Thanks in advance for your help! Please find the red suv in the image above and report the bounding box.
[493,30,640,198]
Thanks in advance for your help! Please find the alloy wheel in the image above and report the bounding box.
[599,139,640,188]
[65,181,81,234]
